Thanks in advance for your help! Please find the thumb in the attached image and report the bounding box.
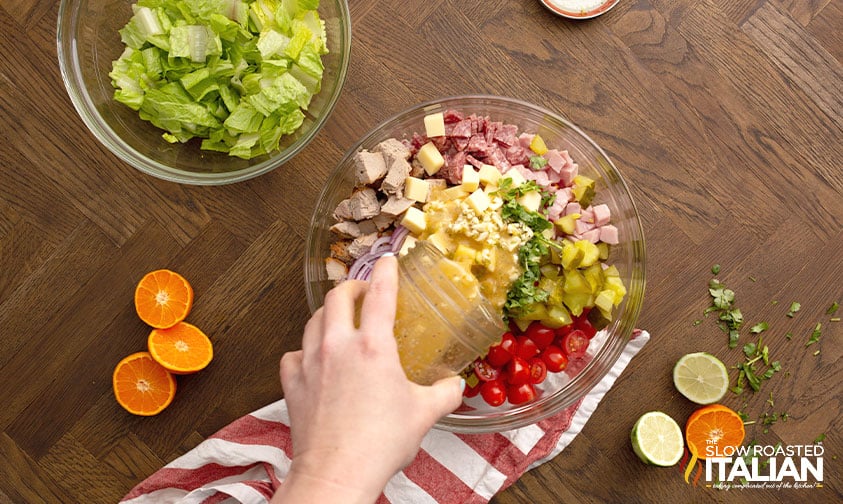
[415,375,464,422]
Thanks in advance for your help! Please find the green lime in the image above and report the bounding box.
[673,352,729,404]
[631,411,684,466]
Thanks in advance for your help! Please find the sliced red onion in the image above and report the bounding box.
[347,227,413,281]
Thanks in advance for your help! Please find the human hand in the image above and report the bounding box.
[272,254,464,504]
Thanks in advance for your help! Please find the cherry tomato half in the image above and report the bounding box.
[474,359,500,382]
[562,329,590,358]
[506,356,531,385]
[480,379,506,407]
[542,345,569,373]
[463,380,481,398]
[529,358,547,384]
[487,332,516,367]
[516,335,540,360]
[525,322,556,350]
[507,382,537,405]
[575,316,597,339]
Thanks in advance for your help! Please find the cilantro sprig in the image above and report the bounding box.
[706,278,744,348]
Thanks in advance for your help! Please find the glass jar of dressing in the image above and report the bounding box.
[393,241,505,385]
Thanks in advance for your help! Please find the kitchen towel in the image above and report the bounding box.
[121,330,649,504]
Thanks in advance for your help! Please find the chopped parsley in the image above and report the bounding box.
[786,301,801,318]
[496,178,555,320]
[529,155,548,171]
[732,334,780,394]
[805,322,822,347]
[706,278,743,348]
[827,301,840,316]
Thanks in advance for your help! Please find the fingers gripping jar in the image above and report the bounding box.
[393,242,505,385]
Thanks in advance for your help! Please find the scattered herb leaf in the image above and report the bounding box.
[750,322,768,334]
[814,433,826,444]
[827,302,840,316]
[787,302,801,318]
[711,264,721,275]
[805,323,822,347]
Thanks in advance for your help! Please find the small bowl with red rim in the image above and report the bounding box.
[539,0,620,20]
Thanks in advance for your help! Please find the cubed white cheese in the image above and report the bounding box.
[427,230,453,255]
[423,112,446,137]
[400,206,427,234]
[478,163,501,186]
[404,176,430,203]
[461,165,480,192]
[517,190,542,212]
[441,186,469,201]
[453,244,478,263]
[417,142,445,175]
[399,235,418,257]
[466,188,491,214]
[504,169,526,188]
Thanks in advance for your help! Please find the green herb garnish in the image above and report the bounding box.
[529,155,548,171]
[786,302,801,318]
[805,322,821,347]
[827,302,840,316]
[750,322,768,334]
[711,264,721,275]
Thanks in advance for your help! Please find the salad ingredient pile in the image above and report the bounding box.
[110,0,328,159]
[325,109,628,403]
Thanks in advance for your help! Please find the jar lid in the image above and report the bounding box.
[539,0,620,19]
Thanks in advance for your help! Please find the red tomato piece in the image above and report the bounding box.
[506,356,531,385]
[463,380,481,398]
[575,317,597,339]
[525,322,555,350]
[555,323,574,343]
[474,359,500,382]
[480,379,506,407]
[507,382,537,405]
[529,358,547,384]
[487,333,516,367]
[515,335,540,360]
[542,345,569,373]
[562,329,590,358]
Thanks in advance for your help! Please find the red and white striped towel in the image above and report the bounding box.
[121,331,648,504]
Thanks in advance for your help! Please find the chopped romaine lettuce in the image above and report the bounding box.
[109,0,328,159]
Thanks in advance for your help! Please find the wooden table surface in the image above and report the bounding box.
[1,0,841,502]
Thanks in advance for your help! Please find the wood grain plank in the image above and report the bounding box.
[0,433,73,504]
[0,221,179,430]
[743,2,843,130]
[0,219,55,305]
[101,433,167,486]
[39,433,128,504]
[806,0,843,63]
[0,221,113,369]
[769,0,833,26]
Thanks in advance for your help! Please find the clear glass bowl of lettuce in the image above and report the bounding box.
[58,0,350,185]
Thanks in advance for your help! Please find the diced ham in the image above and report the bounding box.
[581,228,601,244]
[325,257,348,281]
[599,224,619,245]
[545,149,564,173]
[518,133,534,149]
[575,218,595,235]
[354,150,388,186]
[330,220,362,239]
[559,163,578,186]
[564,202,582,216]
[592,204,611,227]
[349,188,381,220]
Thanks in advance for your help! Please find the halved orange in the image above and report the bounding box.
[134,269,194,329]
[685,403,746,459]
[113,352,177,416]
[148,322,213,375]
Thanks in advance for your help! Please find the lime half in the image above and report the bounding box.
[631,411,684,466]
[673,352,729,404]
